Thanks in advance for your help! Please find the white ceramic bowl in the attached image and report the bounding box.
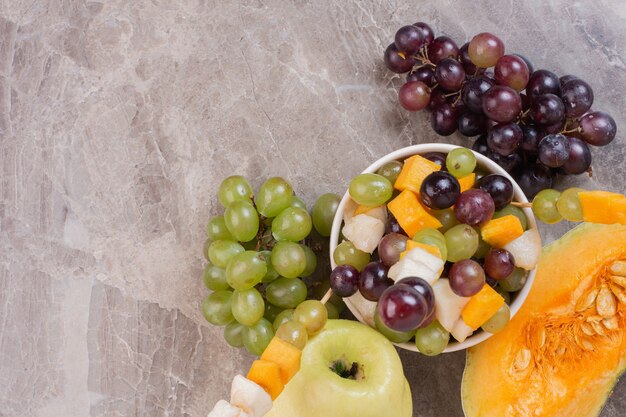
[329,143,540,353]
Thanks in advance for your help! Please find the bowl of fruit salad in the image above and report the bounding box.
[328,143,542,353]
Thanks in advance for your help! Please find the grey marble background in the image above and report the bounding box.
[1,0,625,416]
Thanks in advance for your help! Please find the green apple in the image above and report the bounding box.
[265,319,412,417]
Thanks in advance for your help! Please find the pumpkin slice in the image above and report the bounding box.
[462,223,626,417]
[393,154,440,193]
[387,190,442,238]
[480,215,524,248]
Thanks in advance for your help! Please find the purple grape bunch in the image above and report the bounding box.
[384,22,617,198]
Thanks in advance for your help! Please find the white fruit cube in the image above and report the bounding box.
[360,205,387,224]
[208,400,246,417]
[348,291,377,327]
[432,280,471,332]
[342,214,385,254]
[504,229,541,270]
[342,198,358,224]
[404,248,445,277]
[451,319,474,343]
[388,257,438,285]
[230,375,272,417]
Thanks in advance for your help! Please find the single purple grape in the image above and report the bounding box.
[330,265,360,297]
[449,259,486,297]
[538,134,570,168]
[384,43,416,74]
[420,171,461,209]
[377,284,428,332]
[561,136,592,175]
[359,262,393,301]
[487,122,523,156]
[484,249,515,280]
[476,174,514,211]
[454,189,496,226]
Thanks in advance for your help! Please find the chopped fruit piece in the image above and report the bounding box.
[432,279,471,332]
[503,229,542,270]
[247,359,285,400]
[394,154,441,193]
[342,214,386,254]
[230,375,273,417]
[208,400,246,417]
[400,241,441,260]
[480,214,524,247]
[388,190,443,237]
[579,190,626,225]
[347,291,377,327]
[353,204,387,223]
[462,285,505,330]
[457,173,476,193]
[388,257,439,284]
[260,337,302,384]
[451,319,474,343]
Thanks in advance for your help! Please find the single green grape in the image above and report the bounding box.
[495,286,511,305]
[201,290,234,326]
[271,241,306,278]
[225,251,267,290]
[266,277,307,309]
[256,177,294,218]
[232,288,265,326]
[325,302,340,320]
[208,240,245,268]
[473,232,491,259]
[218,175,253,207]
[499,268,528,292]
[259,250,280,283]
[415,320,450,356]
[431,208,458,233]
[493,204,528,230]
[481,303,510,333]
[374,310,415,343]
[275,321,308,350]
[273,309,295,331]
[333,241,371,271]
[224,321,246,348]
[224,200,260,242]
[312,193,341,237]
[293,300,328,336]
[203,264,230,291]
[446,148,477,178]
[349,173,393,207]
[300,244,317,277]
[272,207,312,242]
[532,189,563,224]
[290,196,307,210]
[412,227,448,261]
[206,216,235,241]
[203,238,211,261]
[263,303,284,323]
[444,225,479,262]
[376,160,403,185]
[556,187,584,222]
[243,318,274,356]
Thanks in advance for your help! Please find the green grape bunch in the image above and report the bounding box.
[200,175,344,356]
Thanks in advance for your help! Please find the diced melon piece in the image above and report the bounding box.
[353,205,387,223]
[433,279,471,332]
[388,190,443,237]
[247,360,284,400]
[388,257,439,284]
[503,229,542,270]
[400,241,441,260]
[480,215,524,248]
[462,285,505,330]
[260,337,302,384]
[458,173,476,193]
[347,291,377,327]
[341,214,385,254]
[579,191,626,224]
[394,154,441,193]
[451,319,475,343]
[208,400,246,417]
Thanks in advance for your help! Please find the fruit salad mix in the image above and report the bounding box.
[385,22,617,199]
[332,148,539,354]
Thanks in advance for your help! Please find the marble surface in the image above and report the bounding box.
[1,0,625,416]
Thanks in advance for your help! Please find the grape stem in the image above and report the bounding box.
[560,127,579,135]
[510,201,532,208]
[320,288,333,305]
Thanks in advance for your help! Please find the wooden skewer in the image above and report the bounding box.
[320,288,333,305]
[511,201,532,208]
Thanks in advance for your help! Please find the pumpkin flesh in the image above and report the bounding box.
[462,223,626,417]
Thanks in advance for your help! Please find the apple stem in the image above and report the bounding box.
[511,201,532,208]
[321,288,333,305]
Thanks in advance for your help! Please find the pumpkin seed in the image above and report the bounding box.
[514,348,531,371]
[581,322,596,336]
[576,288,599,312]
[590,320,607,336]
[609,283,626,304]
[537,327,546,348]
[596,285,617,318]
[603,316,619,330]
[610,274,626,288]
[582,339,595,351]
[610,261,626,277]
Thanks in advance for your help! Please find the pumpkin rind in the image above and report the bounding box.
[462,223,626,417]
